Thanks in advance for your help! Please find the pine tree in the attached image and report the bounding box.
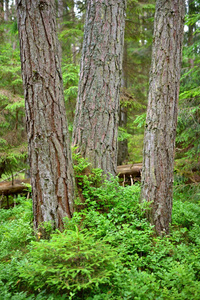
[73,0,127,176]
[17,0,74,231]
[141,0,185,235]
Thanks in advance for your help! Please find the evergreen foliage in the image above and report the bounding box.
[0,164,200,299]
[62,62,80,128]
[18,228,118,293]
[0,18,27,178]
[0,0,199,180]
[175,2,200,182]
[119,0,155,163]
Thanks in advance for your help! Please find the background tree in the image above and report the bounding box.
[0,0,3,20]
[58,0,84,128]
[175,0,200,183]
[0,0,84,181]
[0,0,27,178]
[72,0,127,176]
[119,0,155,164]
[1,0,199,187]
[0,1,155,180]
[141,0,185,235]
[17,0,74,231]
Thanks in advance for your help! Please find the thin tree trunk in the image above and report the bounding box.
[4,0,9,21]
[57,0,64,30]
[118,105,128,165]
[57,0,64,61]
[71,0,76,65]
[72,0,127,176]
[141,0,185,235]
[118,41,128,165]
[188,0,195,69]
[0,0,3,20]
[17,0,74,231]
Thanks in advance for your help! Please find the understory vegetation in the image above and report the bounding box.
[0,162,200,300]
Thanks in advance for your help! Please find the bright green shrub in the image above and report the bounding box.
[188,224,200,246]
[158,262,200,300]
[74,175,200,300]
[17,227,118,295]
[0,253,24,299]
[0,196,34,298]
[0,289,68,300]
[172,198,200,229]
[0,166,200,300]
[77,178,154,268]
[0,196,34,261]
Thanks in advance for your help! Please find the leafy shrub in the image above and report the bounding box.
[172,197,200,229]
[0,196,34,298]
[0,196,33,261]
[0,252,24,299]
[17,227,118,295]
[0,166,200,299]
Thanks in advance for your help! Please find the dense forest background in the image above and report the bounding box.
[0,0,200,299]
[0,0,199,183]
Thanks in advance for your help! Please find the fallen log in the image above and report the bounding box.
[0,179,30,196]
[117,163,142,186]
[117,163,142,177]
[0,163,142,196]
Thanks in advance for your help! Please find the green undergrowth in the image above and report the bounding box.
[0,167,200,299]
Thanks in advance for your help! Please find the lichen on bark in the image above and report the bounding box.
[73,0,127,176]
[17,0,74,231]
[141,0,185,235]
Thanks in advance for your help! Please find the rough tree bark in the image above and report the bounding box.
[141,0,185,235]
[17,0,74,231]
[72,0,127,176]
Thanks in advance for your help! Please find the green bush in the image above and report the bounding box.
[0,168,200,299]
[172,198,200,229]
[0,196,33,261]
[17,227,118,295]
[0,197,34,298]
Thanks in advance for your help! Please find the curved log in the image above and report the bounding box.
[0,179,30,196]
[0,163,142,196]
[117,163,142,177]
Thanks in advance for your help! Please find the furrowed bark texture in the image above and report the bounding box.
[72,0,126,176]
[17,0,74,230]
[141,0,185,235]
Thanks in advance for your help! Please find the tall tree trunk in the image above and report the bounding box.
[118,41,128,165]
[0,0,3,20]
[17,0,74,231]
[4,0,9,21]
[57,0,64,30]
[141,0,185,235]
[71,0,76,65]
[188,0,195,69]
[72,0,127,176]
[118,106,128,165]
[57,0,65,61]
